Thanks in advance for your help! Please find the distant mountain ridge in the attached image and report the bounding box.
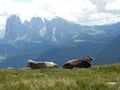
[96,34,120,65]
[0,15,120,68]
[3,15,120,43]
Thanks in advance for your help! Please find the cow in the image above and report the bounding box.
[27,60,59,69]
[63,56,94,69]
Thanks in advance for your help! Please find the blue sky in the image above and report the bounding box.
[0,0,120,30]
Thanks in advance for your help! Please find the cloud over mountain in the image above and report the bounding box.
[1,0,120,30]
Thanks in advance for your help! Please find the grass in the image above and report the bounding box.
[74,39,86,43]
[0,64,120,90]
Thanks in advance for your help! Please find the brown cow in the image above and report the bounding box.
[28,60,59,69]
[63,56,94,69]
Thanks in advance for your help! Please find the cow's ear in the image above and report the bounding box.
[86,56,94,60]
[86,56,90,58]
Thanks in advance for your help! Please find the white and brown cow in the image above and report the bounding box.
[63,56,94,69]
[28,60,59,69]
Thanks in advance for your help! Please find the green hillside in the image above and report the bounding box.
[0,64,120,90]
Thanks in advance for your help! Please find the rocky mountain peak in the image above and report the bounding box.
[4,15,23,40]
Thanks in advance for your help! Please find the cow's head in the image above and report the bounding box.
[85,56,94,63]
[27,59,37,67]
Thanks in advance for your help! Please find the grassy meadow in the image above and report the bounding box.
[0,64,120,90]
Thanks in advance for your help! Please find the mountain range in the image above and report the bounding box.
[0,15,120,68]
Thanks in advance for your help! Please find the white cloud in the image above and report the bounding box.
[90,0,114,11]
[106,0,120,10]
[86,13,120,25]
[0,0,120,30]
